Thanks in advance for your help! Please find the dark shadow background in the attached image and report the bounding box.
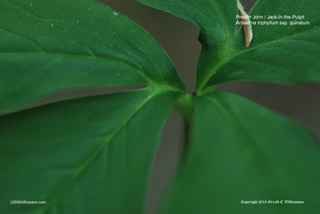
[97,0,320,213]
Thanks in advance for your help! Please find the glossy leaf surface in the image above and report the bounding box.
[0,0,184,110]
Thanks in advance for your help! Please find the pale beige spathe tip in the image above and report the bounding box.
[237,0,253,48]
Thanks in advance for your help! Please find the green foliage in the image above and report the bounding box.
[137,0,320,92]
[161,92,320,214]
[0,0,319,213]
[0,0,185,110]
[0,89,180,213]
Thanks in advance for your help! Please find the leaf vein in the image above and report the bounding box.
[38,90,159,213]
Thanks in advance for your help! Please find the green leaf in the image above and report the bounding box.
[0,88,181,214]
[0,0,185,110]
[136,0,237,92]
[160,92,320,214]
[208,0,320,88]
[137,0,320,93]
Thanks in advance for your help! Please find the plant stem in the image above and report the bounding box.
[173,93,193,153]
[182,114,191,154]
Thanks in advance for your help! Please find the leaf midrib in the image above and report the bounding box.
[35,89,163,214]
[0,52,184,94]
[2,0,184,93]
[198,26,320,92]
[231,26,320,61]
[0,52,148,81]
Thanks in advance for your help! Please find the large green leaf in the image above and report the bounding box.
[137,0,320,93]
[0,0,185,110]
[160,91,320,214]
[0,88,181,214]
